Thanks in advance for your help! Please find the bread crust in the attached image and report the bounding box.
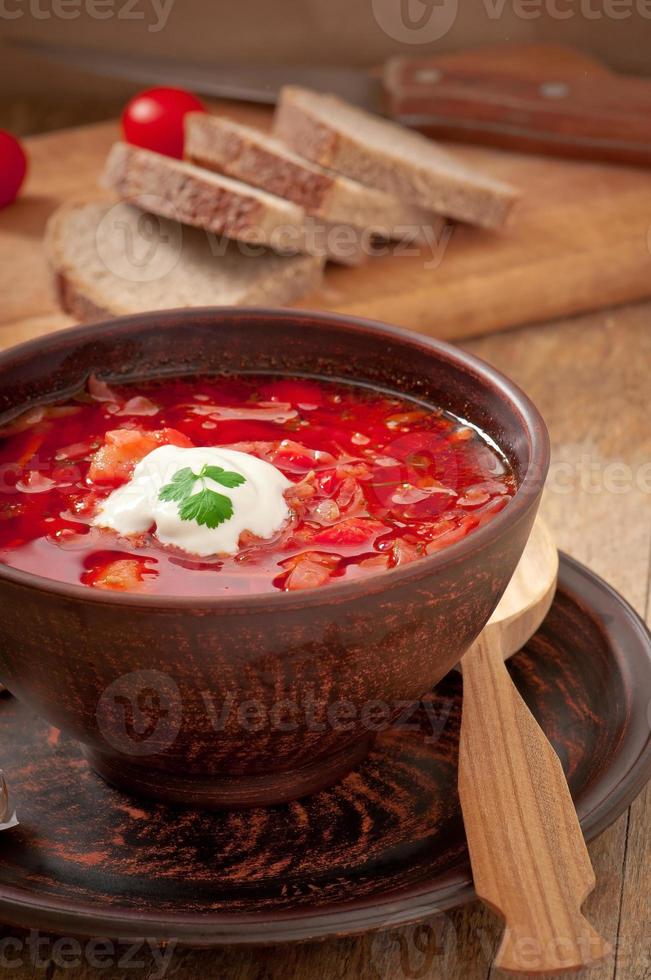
[274,98,341,171]
[186,114,333,214]
[44,200,324,322]
[54,271,115,323]
[103,142,290,245]
[274,87,519,230]
[102,142,367,265]
[185,114,443,245]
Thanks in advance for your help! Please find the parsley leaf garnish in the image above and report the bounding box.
[158,463,246,529]
[179,488,234,529]
[158,467,197,503]
[201,465,246,489]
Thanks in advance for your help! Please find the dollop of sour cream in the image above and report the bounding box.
[94,445,292,557]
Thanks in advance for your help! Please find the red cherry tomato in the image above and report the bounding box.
[0,131,27,209]
[121,87,206,159]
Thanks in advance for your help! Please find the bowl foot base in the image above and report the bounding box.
[83,735,376,809]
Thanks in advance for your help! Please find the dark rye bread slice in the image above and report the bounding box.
[44,200,324,322]
[273,87,519,230]
[185,112,441,241]
[102,142,366,266]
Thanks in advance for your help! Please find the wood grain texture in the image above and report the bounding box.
[458,519,610,973]
[0,555,646,953]
[471,305,651,980]
[4,46,651,342]
[488,517,558,651]
[459,643,607,973]
[0,307,648,978]
[0,80,649,976]
[384,48,651,166]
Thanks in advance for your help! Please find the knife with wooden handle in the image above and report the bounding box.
[12,39,651,165]
[383,53,651,166]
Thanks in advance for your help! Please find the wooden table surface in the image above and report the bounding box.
[0,299,648,980]
[6,102,651,342]
[0,88,649,977]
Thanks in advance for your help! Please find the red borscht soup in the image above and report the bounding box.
[0,375,515,596]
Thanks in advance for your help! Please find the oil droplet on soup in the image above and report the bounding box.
[0,375,515,596]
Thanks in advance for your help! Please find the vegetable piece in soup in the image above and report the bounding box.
[0,374,515,596]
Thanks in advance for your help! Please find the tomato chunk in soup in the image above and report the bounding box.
[0,374,515,595]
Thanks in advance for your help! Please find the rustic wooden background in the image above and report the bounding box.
[0,102,648,979]
[7,44,651,342]
[1,282,648,980]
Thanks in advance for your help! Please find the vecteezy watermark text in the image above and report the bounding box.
[200,688,453,741]
[483,0,651,18]
[4,451,651,500]
[0,931,175,977]
[92,199,455,280]
[371,0,651,45]
[94,669,455,755]
[0,0,174,31]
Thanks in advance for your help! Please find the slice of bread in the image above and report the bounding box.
[44,200,324,322]
[274,87,519,230]
[102,142,365,266]
[185,112,440,240]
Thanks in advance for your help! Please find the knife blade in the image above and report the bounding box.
[10,39,382,110]
[10,38,651,166]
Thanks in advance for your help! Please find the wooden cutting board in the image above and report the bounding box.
[2,44,651,348]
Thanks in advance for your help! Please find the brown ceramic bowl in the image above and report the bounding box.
[0,309,549,808]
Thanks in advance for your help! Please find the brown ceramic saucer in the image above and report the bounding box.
[0,554,648,947]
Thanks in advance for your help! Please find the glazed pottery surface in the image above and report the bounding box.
[0,556,648,942]
[0,309,549,806]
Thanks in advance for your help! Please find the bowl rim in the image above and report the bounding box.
[0,307,550,610]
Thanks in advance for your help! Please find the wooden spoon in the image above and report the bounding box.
[458,518,611,973]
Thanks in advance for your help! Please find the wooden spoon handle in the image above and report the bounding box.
[459,633,611,973]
